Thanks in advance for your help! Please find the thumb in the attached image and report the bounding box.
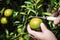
[40,23,48,32]
[54,18,60,25]
[54,15,60,25]
[27,24,44,39]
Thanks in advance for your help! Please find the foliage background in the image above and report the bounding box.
[0,0,60,40]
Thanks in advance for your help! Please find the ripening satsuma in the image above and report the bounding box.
[29,18,42,30]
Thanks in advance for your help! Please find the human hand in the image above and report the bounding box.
[27,23,57,40]
[51,7,60,25]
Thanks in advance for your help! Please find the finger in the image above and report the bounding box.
[40,23,48,32]
[54,15,60,25]
[27,24,42,37]
[54,19,59,25]
[27,24,42,34]
[51,12,59,17]
[47,16,57,21]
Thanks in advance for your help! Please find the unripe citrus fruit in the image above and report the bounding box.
[1,17,8,24]
[17,28,21,33]
[4,9,13,17]
[29,17,42,30]
[19,37,24,40]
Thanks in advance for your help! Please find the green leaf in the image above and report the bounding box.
[0,7,5,14]
[21,5,26,8]
[24,34,30,40]
[58,1,60,6]
[11,34,17,39]
[13,11,19,17]
[27,8,36,14]
[24,1,32,4]
[34,0,40,4]
[27,0,34,3]
[5,29,9,38]
[14,21,20,24]
[42,12,51,16]
[50,0,56,6]
[37,4,43,9]
[28,16,33,19]
[17,25,23,28]
[10,32,14,36]
[20,12,26,15]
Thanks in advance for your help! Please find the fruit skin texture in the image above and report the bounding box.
[1,17,7,24]
[30,18,42,30]
[19,37,24,40]
[4,9,13,17]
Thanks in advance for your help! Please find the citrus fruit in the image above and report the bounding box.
[17,28,21,33]
[19,37,24,40]
[4,9,13,17]
[1,17,8,24]
[29,17,42,30]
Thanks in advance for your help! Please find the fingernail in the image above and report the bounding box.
[41,23,43,25]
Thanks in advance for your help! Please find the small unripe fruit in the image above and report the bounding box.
[4,9,13,17]
[17,28,21,33]
[19,37,24,40]
[1,17,8,24]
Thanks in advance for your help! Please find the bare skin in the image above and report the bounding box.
[27,7,60,40]
[27,23,57,40]
[51,7,60,25]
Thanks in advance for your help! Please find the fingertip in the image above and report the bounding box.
[54,21,58,25]
[54,19,60,25]
[40,23,46,28]
[27,24,31,31]
[40,23,45,27]
[40,23,48,31]
[27,24,34,34]
[27,24,30,28]
[27,24,43,37]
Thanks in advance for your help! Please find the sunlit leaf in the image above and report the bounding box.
[13,11,19,17]
[10,32,14,36]
[50,0,56,6]
[24,1,32,4]
[42,12,51,16]
[17,25,23,28]
[5,29,9,38]
[58,1,60,6]
[26,8,36,14]
[20,12,26,15]
[0,7,5,14]
[34,0,40,3]
[37,4,43,9]
[21,5,26,8]
[14,21,20,24]
[24,34,30,40]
